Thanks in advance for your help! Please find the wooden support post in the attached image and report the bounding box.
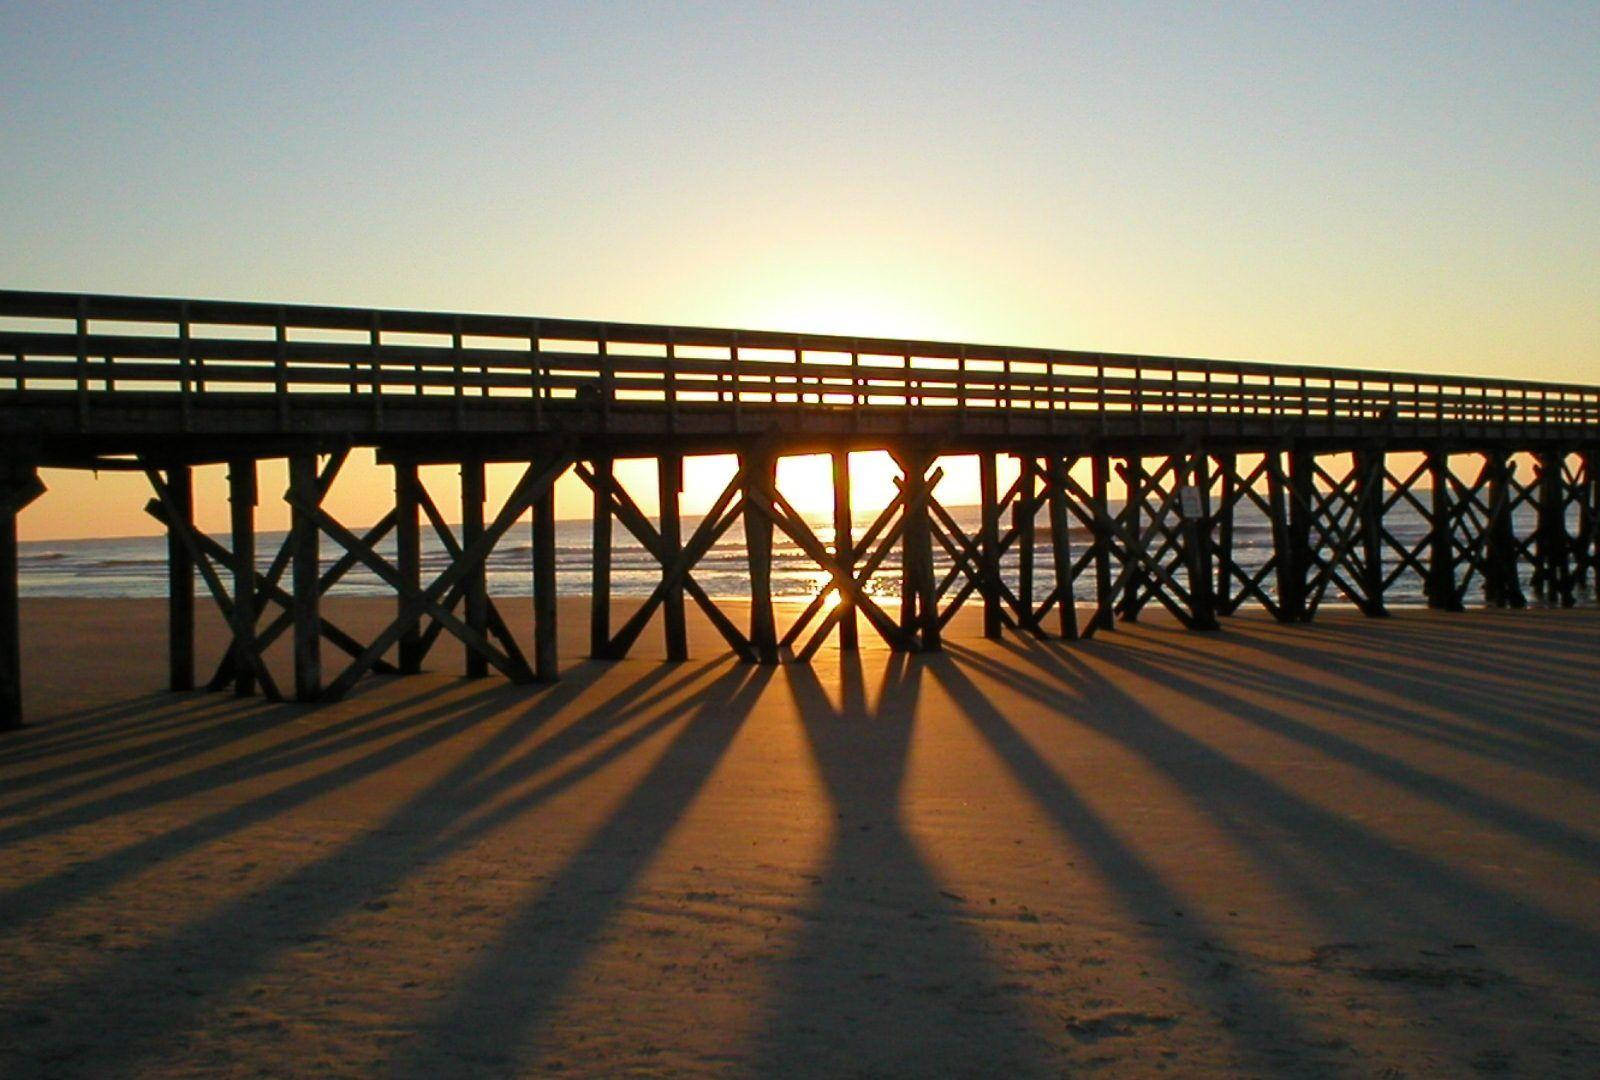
[590,457,613,659]
[1354,448,1388,617]
[1091,453,1114,630]
[1266,449,1297,623]
[1426,448,1461,611]
[1285,446,1314,621]
[979,452,1001,638]
[900,450,940,651]
[1485,451,1517,607]
[288,452,322,701]
[1120,455,1144,621]
[1184,453,1219,630]
[1016,456,1036,629]
[1,465,43,731]
[1535,451,1573,606]
[1215,453,1236,613]
[228,458,258,695]
[533,478,558,681]
[745,451,779,665]
[1581,449,1599,591]
[1047,457,1078,639]
[462,459,488,676]
[166,464,195,691]
[394,461,423,673]
[659,452,687,661]
[832,449,858,651]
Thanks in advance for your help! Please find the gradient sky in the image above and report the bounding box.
[4,2,1597,539]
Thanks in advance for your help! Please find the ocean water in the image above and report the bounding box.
[18,501,1565,608]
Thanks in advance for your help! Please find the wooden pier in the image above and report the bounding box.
[2,289,1598,727]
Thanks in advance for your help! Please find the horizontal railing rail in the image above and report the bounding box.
[2,289,1597,431]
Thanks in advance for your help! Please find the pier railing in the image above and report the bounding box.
[2,289,1598,431]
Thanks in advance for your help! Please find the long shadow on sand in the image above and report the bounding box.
[743,653,1055,1076]
[3,658,757,1077]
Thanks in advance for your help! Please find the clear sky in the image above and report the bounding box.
[4,2,1597,539]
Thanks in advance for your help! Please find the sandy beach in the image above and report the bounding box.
[2,597,1598,1077]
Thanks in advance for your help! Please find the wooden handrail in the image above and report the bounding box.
[1,289,1597,429]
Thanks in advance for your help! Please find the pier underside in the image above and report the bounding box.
[2,290,1597,724]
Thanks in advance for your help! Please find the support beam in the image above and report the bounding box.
[744,451,779,665]
[832,449,858,651]
[533,479,558,681]
[659,452,687,661]
[288,452,322,701]
[590,457,613,659]
[462,459,488,677]
[166,464,195,691]
[1,465,44,731]
[395,461,423,673]
[228,458,258,695]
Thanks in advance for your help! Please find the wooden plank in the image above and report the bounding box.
[395,461,423,673]
[659,453,687,661]
[166,464,195,691]
[591,457,612,658]
[1046,457,1079,639]
[832,449,858,651]
[228,458,258,695]
[289,452,322,701]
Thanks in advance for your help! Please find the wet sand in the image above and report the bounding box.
[2,597,1598,1077]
